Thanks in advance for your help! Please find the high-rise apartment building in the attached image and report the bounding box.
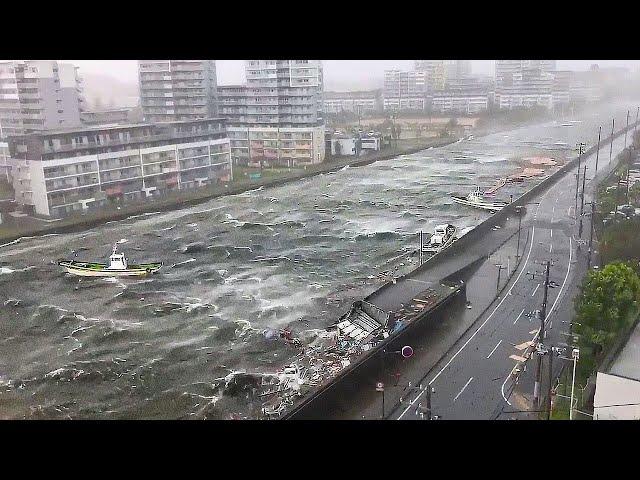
[415,60,472,90]
[0,60,84,137]
[218,60,325,167]
[383,70,428,111]
[243,60,323,126]
[494,60,556,110]
[138,60,218,123]
[495,60,556,87]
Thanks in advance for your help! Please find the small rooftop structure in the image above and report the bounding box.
[594,320,640,419]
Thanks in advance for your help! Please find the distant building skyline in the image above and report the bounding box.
[60,60,640,93]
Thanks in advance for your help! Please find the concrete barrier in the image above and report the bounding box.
[369,120,640,299]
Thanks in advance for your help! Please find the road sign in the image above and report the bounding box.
[401,345,414,358]
[376,382,384,392]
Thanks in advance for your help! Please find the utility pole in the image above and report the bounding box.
[534,260,550,408]
[626,149,631,205]
[625,110,630,149]
[547,348,554,420]
[574,143,583,216]
[515,206,522,259]
[570,348,580,420]
[614,175,623,223]
[609,118,615,164]
[579,165,587,238]
[594,126,601,173]
[575,142,585,217]
[588,202,595,269]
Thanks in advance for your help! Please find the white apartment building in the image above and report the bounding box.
[7,119,231,218]
[552,70,571,110]
[0,141,9,179]
[0,60,84,136]
[414,60,472,91]
[383,70,428,111]
[494,61,555,110]
[244,60,323,126]
[138,60,218,123]
[322,90,382,114]
[432,94,488,114]
[219,60,325,166]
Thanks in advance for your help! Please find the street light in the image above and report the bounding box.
[378,345,414,419]
[570,347,580,420]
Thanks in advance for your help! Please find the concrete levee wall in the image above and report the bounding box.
[367,120,640,303]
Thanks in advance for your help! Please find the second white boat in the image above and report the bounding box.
[451,187,509,213]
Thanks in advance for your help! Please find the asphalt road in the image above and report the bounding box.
[389,132,630,420]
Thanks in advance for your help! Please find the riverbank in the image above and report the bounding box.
[0,136,458,244]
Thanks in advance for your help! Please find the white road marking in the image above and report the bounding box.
[549,244,553,253]
[396,226,537,419]
[453,377,473,402]
[513,308,526,325]
[550,230,553,238]
[531,283,540,297]
[546,236,573,319]
[407,278,430,285]
[487,340,502,359]
[500,236,574,407]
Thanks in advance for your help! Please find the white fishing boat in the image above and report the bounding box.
[422,224,457,255]
[58,244,162,277]
[451,186,509,212]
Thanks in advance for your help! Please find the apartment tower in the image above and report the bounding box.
[0,60,84,138]
[138,60,218,123]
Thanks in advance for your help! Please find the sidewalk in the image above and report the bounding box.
[327,230,525,419]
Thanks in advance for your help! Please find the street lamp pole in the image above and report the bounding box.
[594,126,601,173]
[609,118,615,165]
[570,348,580,420]
[588,202,595,269]
[515,206,522,259]
[624,110,630,149]
[579,165,587,238]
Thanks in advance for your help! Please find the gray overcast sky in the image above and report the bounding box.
[62,60,640,90]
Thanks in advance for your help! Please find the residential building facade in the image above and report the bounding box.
[383,70,428,111]
[432,76,491,114]
[0,60,84,137]
[227,125,325,166]
[0,141,8,179]
[494,60,555,110]
[138,60,218,123]
[81,108,131,125]
[219,60,326,167]
[7,119,231,218]
[244,60,323,126]
[552,70,571,110]
[322,90,382,114]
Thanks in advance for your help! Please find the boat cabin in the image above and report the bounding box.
[107,245,128,270]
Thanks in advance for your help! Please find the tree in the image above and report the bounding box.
[574,262,640,357]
